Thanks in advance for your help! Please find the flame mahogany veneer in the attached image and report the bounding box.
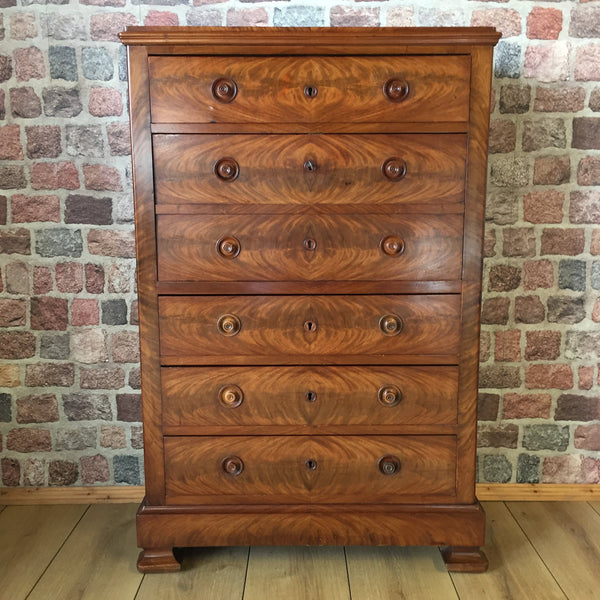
[120,26,499,574]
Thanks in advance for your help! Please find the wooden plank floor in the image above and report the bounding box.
[1,502,598,600]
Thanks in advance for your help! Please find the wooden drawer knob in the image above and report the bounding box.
[217,236,241,259]
[378,385,402,407]
[380,235,405,257]
[378,455,401,476]
[379,314,403,336]
[383,77,409,102]
[218,314,241,336]
[214,157,239,182]
[222,456,244,476]
[211,77,237,103]
[381,157,407,181]
[219,385,244,408]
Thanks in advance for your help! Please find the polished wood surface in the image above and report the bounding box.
[164,435,456,505]
[158,294,461,362]
[149,55,470,124]
[157,212,463,282]
[122,27,497,573]
[153,134,466,206]
[161,365,458,429]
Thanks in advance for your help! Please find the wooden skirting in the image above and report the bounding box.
[1,483,600,505]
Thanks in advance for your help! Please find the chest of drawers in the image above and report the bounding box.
[120,26,499,574]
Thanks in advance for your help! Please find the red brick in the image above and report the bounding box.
[0,298,26,327]
[88,88,123,117]
[0,228,30,255]
[55,262,83,293]
[515,295,545,324]
[575,45,600,81]
[0,331,35,359]
[111,331,140,363]
[573,117,600,150]
[484,228,496,258]
[25,362,74,387]
[11,194,60,223]
[17,394,59,423]
[80,366,124,389]
[106,122,130,156]
[25,125,61,159]
[226,8,267,26]
[542,455,584,484]
[478,393,500,421]
[570,191,600,224]
[10,13,37,40]
[330,6,380,27]
[85,263,105,293]
[87,230,135,258]
[488,120,516,154]
[575,425,600,450]
[472,8,521,38]
[116,393,142,421]
[1,458,20,486]
[482,297,510,325]
[81,454,110,484]
[525,330,561,361]
[49,460,78,486]
[592,298,600,321]
[503,393,552,419]
[526,7,562,40]
[579,366,594,390]
[9,86,41,118]
[488,264,521,292]
[578,157,600,186]
[525,364,573,390]
[90,12,138,42]
[480,330,491,362]
[523,191,564,224]
[108,262,134,293]
[130,300,139,325]
[556,394,600,420]
[144,10,179,26]
[33,266,53,294]
[13,47,45,82]
[100,425,126,449]
[479,365,521,389]
[30,297,68,330]
[0,195,6,225]
[570,6,600,38]
[477,424,519,448]
[7,428,52,452]
[541,228,585,255]
[0,125,23,160]
[502,227,536,257]
[0,165,26,188]
[524,43,569,82]
[71,329,108,364]
[31,162,80,191]
[82,164,122,191]
[495,329,521,362]
[534,87,585,112]
[71,298,99,326]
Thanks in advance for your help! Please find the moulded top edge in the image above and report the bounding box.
[119,26,501,47]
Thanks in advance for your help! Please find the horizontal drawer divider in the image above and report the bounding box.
[162,426,459,436]
[160,355,460,366]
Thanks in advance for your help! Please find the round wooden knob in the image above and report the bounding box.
[380,235,405,257]
[381,158,407,181]
[379,314,403,336]
[217,236,241,259]
[383,78,409,103]
[378,385,402,407]
[222,456,244,476]
[219,385,244,408]
[378,455,401,476]
[214,157,239,182]
[211,77,237,103]
[218,314,241,336]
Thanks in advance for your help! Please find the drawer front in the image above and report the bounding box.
[158,295,461,363]
[164,435,457,504]
[161,366,459,428]
[156,213,463,282]
[149,55,470,124]
[153,134,466,206]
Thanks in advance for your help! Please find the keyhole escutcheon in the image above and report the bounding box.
[304,85,318,99]
[304,320,317,333]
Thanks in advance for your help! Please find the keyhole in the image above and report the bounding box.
[304,85,318,98]
[304,320,317,332]
[303,238,317,251]
[305,458,318,470]
[305,391,317,403]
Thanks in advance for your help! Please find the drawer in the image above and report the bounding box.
[164,435,457,505]
[153,134,466,206]
[156,213,463,282]
[148,55,470,124]
[161,366,459,429]
[158,295,461,364]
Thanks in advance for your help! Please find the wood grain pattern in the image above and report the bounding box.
[244,547,350,600]
[149,55,470,124]
[164,435,456,505]
[157,213,464,282]
[158,294,461,363]
[161,365,458,429]
[153,133,467,206]
[0,505,87,600]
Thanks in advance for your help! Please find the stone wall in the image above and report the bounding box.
[0,0,599,487]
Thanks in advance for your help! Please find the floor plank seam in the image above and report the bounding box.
[343,547,353,600]
[241,546,251,600]
[504,502,570,600]
[587,501,600,519]
[23,504,92,600]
